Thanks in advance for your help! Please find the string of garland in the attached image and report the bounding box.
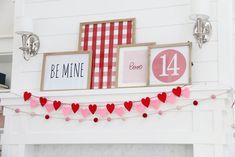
[23,86,188,107]
[3,86,229,123]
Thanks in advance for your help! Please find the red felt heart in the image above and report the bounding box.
[89,104,97,114]
[39,97,47,107]
[71,103,79,113]
[53,100,61,110]
[23,91,32,101]
[141,97,150,108]
[106,103,115,114]
[124,101,133,112]
[157,92,167,103]
[172,86,182,97]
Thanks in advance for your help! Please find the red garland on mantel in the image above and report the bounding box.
[23,86,188,115]
[5,85,227,123]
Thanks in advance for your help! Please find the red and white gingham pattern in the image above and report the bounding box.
[79,19,135,89]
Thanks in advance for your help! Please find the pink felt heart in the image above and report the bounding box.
[45,103,54,113]
[80,108,90,118]
[151,99,161,110]
[97,108,108,118]
[182,87,190,98]
[62,106,71,116]
[30,99,38,108]
[135,104,145,113]
[115,107,124,117]
[167,94,176,104]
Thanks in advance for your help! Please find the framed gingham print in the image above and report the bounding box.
[78,18,136,89]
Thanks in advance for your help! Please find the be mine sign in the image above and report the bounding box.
[40,52,91,91]
[50,62,85,79]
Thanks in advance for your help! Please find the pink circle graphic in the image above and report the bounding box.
[152,49,186,83]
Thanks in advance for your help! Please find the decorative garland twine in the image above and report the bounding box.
[2,86,231,124]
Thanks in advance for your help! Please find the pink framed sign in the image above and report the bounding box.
[116,43,156,88]
[148,42,192,86]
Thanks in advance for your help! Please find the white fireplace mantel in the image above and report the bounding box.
[0,85,235,157]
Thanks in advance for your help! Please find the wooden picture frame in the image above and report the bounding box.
[116,42,156,88]
[78,18,136,89]
[40,51,92,91]
[148,41,192,86]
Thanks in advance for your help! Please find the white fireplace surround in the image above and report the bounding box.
[1,85,235,157]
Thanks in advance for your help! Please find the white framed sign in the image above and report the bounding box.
[148,42,192,86]
[40,51,92,91]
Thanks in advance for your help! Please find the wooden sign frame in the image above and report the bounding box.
[116,42,156,88]
[40,51,92,91]
[78,18,136,89]
[148,42,192,86]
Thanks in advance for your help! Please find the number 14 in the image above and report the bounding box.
[160,54,180,77]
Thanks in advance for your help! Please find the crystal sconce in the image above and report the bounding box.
[16,17,40,61]
[190,0,212,48]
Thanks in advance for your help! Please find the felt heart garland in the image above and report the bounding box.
[22,86,191,120]
[15,85,226,124]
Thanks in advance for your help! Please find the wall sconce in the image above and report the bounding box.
[190,0,212,48]
[16,31,40,61]
[16,17,40,61]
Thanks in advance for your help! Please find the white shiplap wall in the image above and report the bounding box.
[0,0,14,36]
[12,0,219,92]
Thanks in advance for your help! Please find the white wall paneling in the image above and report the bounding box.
[0,37,13,54]
[11,0,219,91]
[0,0,14,37]
[217,0,234,87]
